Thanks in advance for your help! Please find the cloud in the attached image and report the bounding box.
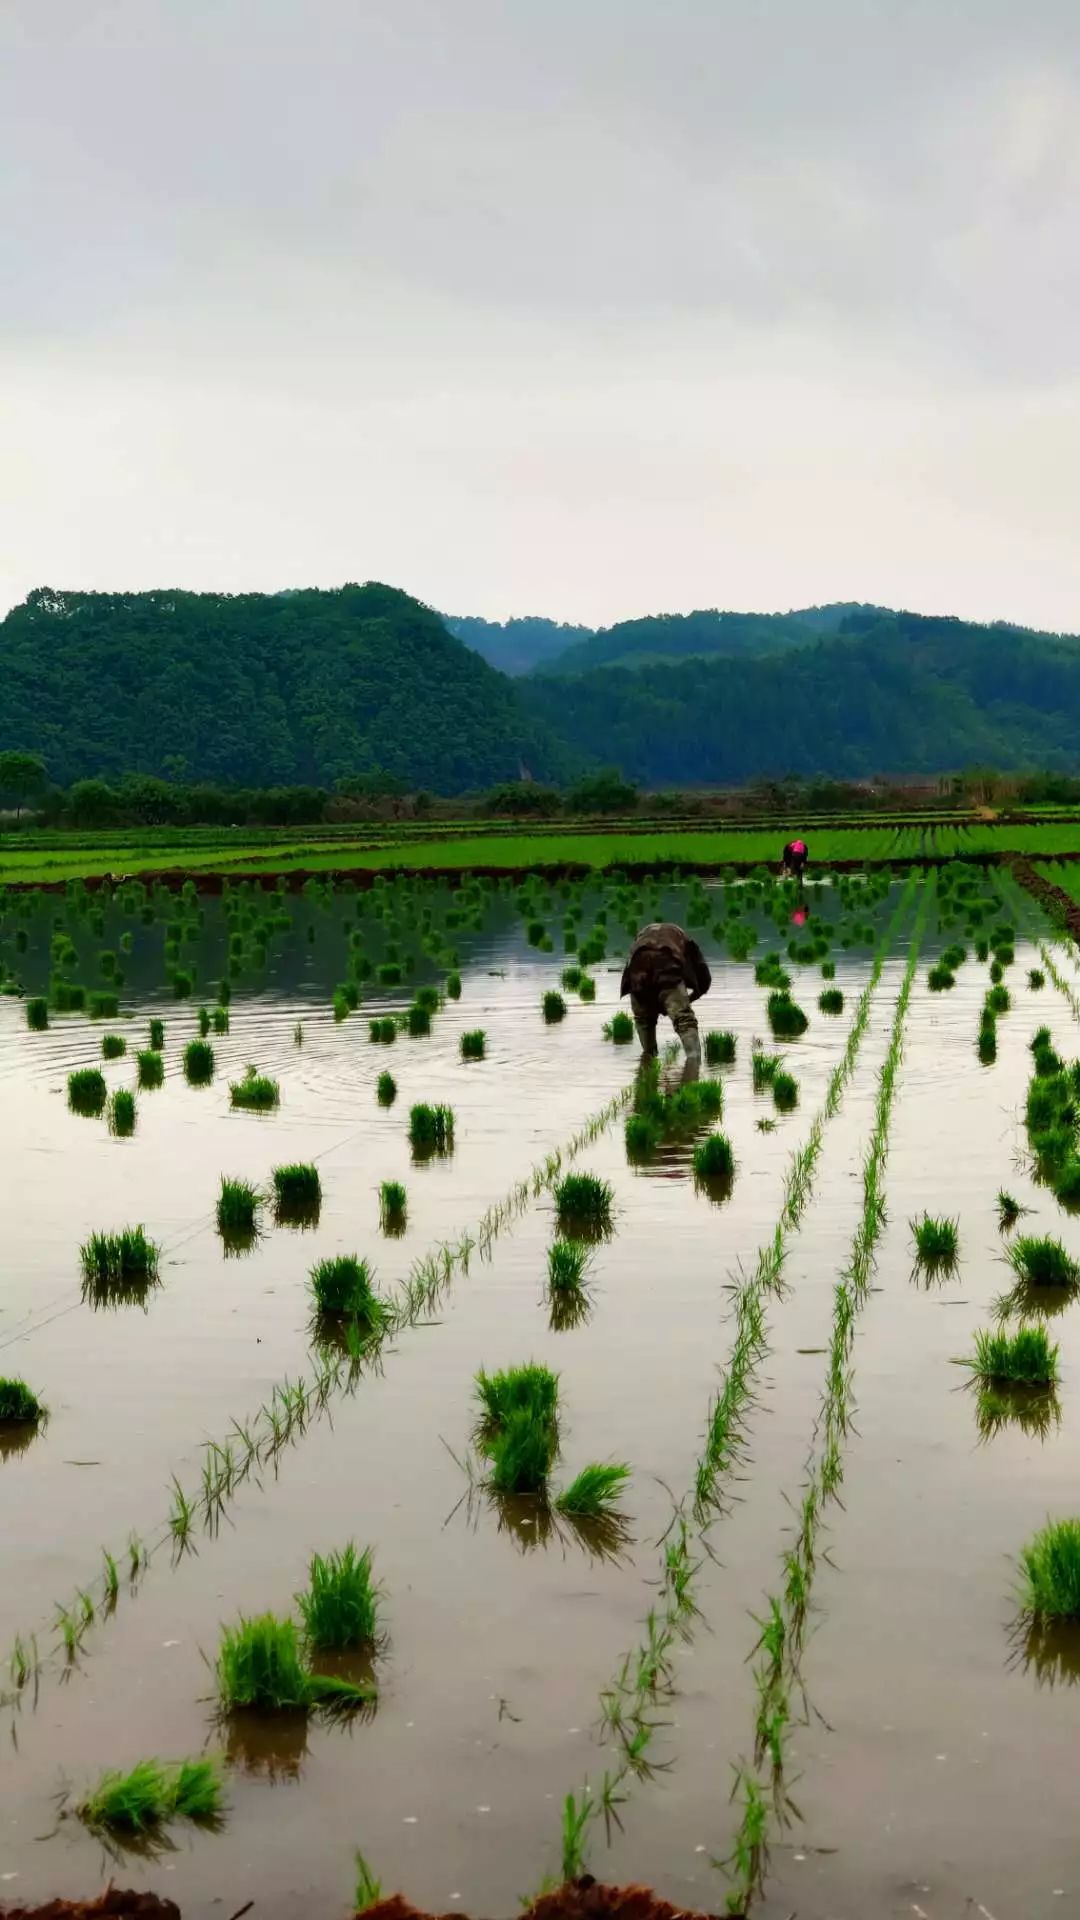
[3,0,1080,628]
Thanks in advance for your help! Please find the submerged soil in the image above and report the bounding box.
[4,880,1080,1919]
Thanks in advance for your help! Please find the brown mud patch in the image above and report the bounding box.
[0,1891,180,1920]
[363,1881,728,1920]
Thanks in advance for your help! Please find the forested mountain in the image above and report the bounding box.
[4,586,1080,792]
[442,613,594,674]
[520,610,1080,782]
[0,584,572,791]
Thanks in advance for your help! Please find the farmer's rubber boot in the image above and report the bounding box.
[675,1011,701,1073]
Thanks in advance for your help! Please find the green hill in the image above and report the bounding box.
[0,583,572,792]
[519,610,1080,783]
[534,602,890,675]
[442,613,594,674]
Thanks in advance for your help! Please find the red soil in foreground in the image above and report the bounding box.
[364,1881,729,1920]
[1,1880,729,1920]
[0,1893,180,1920]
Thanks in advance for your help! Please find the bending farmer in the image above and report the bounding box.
[620,922,712,1068]
[781,838,809,881]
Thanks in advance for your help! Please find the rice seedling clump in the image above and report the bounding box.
[379,1180,407,1232]
[405,1002,431,1037]
[217,1177,261,1242]
[604,1011,634,1044]
[108,1089,136,1136]
[997,1189,1027,1229]
[772,1070,799,1111]
[183,1038,215,1085]
[692,1132,735,1181]
[78,1756,224,1835]
[624,1111,660,1159]
[1029,969,1046,990]
[68,1067,107,1115]
[547,1240,591,1297]
[149,1017,165,1049]
[555,1171,613,1234]
[231,1065,280,1109]
[80,1226,160,1289]
[297,1544,380,1651]
[137,1048,164,1088]
[818,988,844,1014]
[555,1463,630,1517]
[26,996,48,1030]
[0,1378,45,1425]
[766,991,808,1038]
[542,990,567,1023]
[369,1016,396,1044]
[966,1325,1058,1386]
[704,1029,737,1066]
[376,1071,397,1105]
[88,991,119,1018]
[273,1162,322,1222]
[912,1214,959,1265]
[1007,1235,1079,1289]
[409,1103,455,1153]
[752,1047,781,1091]
[216,1612,373,1712]
[460,1028,487,1059]
[475,1361,560,1498]
[927,963,955,991]
[309,1254,385,1324]
[1020,1520,1080,1619]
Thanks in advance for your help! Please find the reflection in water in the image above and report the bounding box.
[911,1255,961,1289]
[225,1707,311,1780]
[0,1422,42,1465]
[694,1170,735,1208]
[472,1488,633,1565]
[80,1276,160,1313]
[1010,1612,1080,1687]
[272,1198,322,1232]
[975,1383,1062,1443]
[992,1277,1080,1321]
[219,1226,262,1260]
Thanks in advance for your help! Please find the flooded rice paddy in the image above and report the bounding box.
[2,869,1080,1918]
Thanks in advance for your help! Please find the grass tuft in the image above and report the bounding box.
[704,1029,737,1066]
[183,1039,215,1085]
[217,1177,261,1243]
[409,1103,454,1154]
[997,1188,1028,1229]
[693,1132,735,1181]
[555,1170,614,1233]
[297,1544,380,1651]
[137,1048,164,1089]
[555,1463,631,1517]
[379,1180,407,1233]
[78,1756,225,1835]
[1020,1520,1080,1619]
[108,1088,137,1136]
[80,1226,159,1289]
[1006,1235,1080,1289]
[273,1162,322,1225]
[911,1214,959,1265]
[68,1067,107,1116]
[230,1065,280,1109]
[965,1325,1058,1386]
[604,1011,635,1044]
[0,1377,45,1425]
[309,1254,385,1326]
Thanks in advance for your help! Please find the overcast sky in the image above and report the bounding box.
[4,0,1080,630]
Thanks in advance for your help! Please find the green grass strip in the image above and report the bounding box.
[720,880,930,1913]
[543,875,920,1890]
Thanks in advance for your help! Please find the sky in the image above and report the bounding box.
[4,0,1080,632]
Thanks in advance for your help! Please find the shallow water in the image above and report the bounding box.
[4,880,1079,1917]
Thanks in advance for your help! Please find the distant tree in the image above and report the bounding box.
[0,749,47,818]
[565,768,638,815]
[480,782,562,816]
[66,778,119,828]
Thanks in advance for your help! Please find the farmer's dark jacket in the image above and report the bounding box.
[620,923,712,1007]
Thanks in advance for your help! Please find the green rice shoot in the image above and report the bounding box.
[297,1544,380,1652]
[1020,1519,1080,1619]
[555,1463,631,1517]
[965,1325,1058,1387]
[911,1214,959,1265]
[230,1065,280,1109]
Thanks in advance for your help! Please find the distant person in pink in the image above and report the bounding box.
[782,838,809,882]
